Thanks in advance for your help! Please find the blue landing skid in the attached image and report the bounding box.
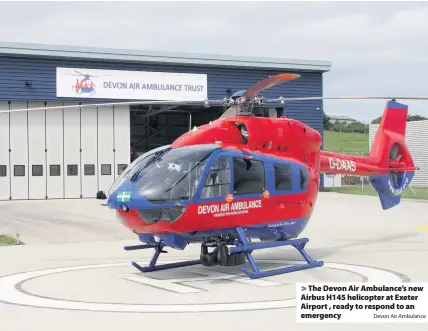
[123,227,323,279]
[228,227,324,279]
[123,242,200,273]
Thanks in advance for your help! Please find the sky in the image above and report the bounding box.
[0,1,428,123]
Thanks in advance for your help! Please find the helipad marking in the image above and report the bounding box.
[124,269,280,294]
[0,260,406,313]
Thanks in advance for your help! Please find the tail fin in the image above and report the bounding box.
[368,100,415,210]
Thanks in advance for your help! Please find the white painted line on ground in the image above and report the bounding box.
[0,260,405,313]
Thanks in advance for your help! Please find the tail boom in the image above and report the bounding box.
[320,100,418,210]
[320,151,418,176]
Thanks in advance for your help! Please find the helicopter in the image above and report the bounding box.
[4,73,423,279]
[68,70,98,95]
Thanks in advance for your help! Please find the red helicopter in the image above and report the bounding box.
[4,73,422,279]
[103,73,420,279]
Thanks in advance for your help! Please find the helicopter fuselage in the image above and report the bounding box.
[107,115,323,249]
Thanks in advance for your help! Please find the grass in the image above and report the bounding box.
[0,235,20,246]
[324,185,428,200]
[323,131,369,154]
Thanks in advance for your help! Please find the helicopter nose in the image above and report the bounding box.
[107,179,135,210]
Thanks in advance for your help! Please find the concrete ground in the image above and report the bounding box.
[0,193,427,331]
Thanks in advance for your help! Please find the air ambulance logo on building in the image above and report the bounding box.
[70,70,97,96]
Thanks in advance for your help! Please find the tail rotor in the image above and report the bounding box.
[367,101,416,209]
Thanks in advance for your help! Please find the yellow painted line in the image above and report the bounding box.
[415,225,428,232]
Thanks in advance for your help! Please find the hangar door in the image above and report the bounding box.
[130,105,222,155]
[0,101,130,200]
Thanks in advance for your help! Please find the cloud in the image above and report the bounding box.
[0,1,428,122]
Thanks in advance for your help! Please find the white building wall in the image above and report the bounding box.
[369,120,428,187]
[46,102,64,199]
[81,107,98,198]
[28,102,47,199]
[323,174,342,188]
[0,102,10,200]
[97,106,115,194]
[63,104,81,198]
[9,102,29,200]
[113,105,131,179]
[0,101,130,200]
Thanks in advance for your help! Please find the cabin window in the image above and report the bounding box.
[118,164,128,175]
[200,157,230,199]
[84,164,95,176]
[232,158,265,195]
[101,164,111,176]
[274,164,292,190]
[300,167,309,189]
[14,165,25,177]
[67,165,78,176]
[32,165,43,177]
[50,165,61,176]
[0,165,6,177]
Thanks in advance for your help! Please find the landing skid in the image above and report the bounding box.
[123,242,200,273]
[123,227,323,279]
[231,227,324,279]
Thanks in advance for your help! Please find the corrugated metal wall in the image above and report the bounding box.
[0,55,324,131]
[369,120,428,187]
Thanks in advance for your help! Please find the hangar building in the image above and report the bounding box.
[0,42,331,201]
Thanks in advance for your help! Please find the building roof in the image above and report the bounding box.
[0,41,332,72]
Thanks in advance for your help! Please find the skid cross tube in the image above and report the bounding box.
[231,227,324,279]
[124,242,200,273]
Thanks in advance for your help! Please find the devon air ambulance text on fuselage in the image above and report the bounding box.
[197,200,262,215]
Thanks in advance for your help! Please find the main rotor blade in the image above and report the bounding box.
[274,96,428,102]
[242,73,300,98]
[0,99,211,113]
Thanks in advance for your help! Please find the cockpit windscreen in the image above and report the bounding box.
[108,145,171,195]
[136,144,220,204]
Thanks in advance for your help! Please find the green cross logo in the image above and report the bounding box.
[117,191,132,202]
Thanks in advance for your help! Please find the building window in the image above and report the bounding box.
[0,165,6,177]
[50,165,61,176]
[14,165,25,177]
[232,157,265,195]
[101,164,111,176]
[32,165,43,177]
[200,157,230,199]
[118,164,128,175]
[300,167,309,189]
[274,164,292,190]
[84,164,95,176]
[67,164,78,176]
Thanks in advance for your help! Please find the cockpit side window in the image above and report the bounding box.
[299,166,309,189]
[274,164,293,190]
[232,157,265,195]
[200,157,230,199]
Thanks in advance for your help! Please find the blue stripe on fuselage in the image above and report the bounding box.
[137,217,310,248]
